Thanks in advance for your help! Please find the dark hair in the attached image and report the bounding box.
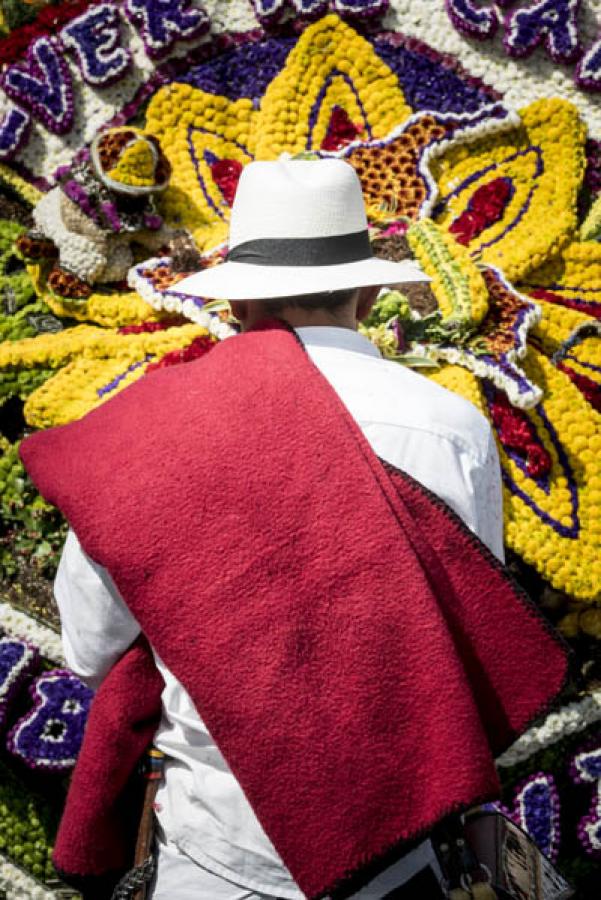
[261,288,357,316]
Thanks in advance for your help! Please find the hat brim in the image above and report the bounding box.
[168,257,430,301]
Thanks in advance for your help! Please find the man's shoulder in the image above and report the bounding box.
[336,352,493,453]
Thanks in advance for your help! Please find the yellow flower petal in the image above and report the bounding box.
[432,99,586,282]
[254,14,412,160]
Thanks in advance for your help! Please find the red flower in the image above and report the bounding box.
[448,177,513,246]
[0,0,91,66]
[449,210,484,245]
[210,159,244,207]
[488,389,551,478]
[321,106,363,152]
[146,335,216,373]
[557,363,601,413]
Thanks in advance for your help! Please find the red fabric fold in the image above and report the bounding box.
[20,322,568,899]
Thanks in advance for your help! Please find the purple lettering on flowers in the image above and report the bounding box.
[61,3,131,88]
[1,37,74,135]
[445,0,498,41]
[575,33,601,92]
[333,0,389,20]
[0,104,31,162]
[514,772,561,861]
[0,638,39,730]
[251,0,388,23]
[251,0,329,24]
[124,0,210,60]
[7,670,93,772]
[504,0,582,65]
[571,744,601,857]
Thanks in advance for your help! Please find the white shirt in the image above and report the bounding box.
[54,326,504,899]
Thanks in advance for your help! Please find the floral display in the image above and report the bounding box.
[0,602,64,665]
[443,0,601,97]
[0,319,214,426]
[0,752,58,891]
[406,218,489,333]
[503,0,582,66]
[0,637,39,730]
[497,688,601,768]
[513,772,562,862]
[571,741,601,857]
[7,670,93,772]
[430,98,586,283]
[1,0,601,894]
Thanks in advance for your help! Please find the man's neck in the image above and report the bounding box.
[241,304,358,332]
[271,309,357,330]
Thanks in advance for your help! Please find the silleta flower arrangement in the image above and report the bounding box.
[1,1,601,895]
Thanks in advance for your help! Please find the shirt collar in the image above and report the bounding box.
[295,326,382,359]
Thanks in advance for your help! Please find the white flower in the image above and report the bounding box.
[0,602,64,665]
[497,689,601,767]
[0,852,58,898]
[387,0,601,138]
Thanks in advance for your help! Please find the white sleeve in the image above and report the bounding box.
[470,430,505,563]
[54,529,141,691]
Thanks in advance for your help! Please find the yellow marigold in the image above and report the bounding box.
[524,240,601,294]
[499,348,601,602]
[530,297,591,356]
[0,323,205,377]
[21,323,209,428]
[106,140,157,188]
[425,363,486,414]
[24,355,152,429]
[432,99,586,282]
[254,14,411,160]
[146,85,255,250]
[44,287,162,328]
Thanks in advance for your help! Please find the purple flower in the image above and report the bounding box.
[0,638,40,730]
[61,3,132,88]
[504,0,583,65]
[571,742,601,857]
[445,0,498,41]
[1,36,74,135]
[514,772,560,861]
[124,0,210,60]
[0,104,31,163]
[7,670,94,772]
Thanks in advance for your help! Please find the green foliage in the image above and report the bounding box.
[0,756,59,883]
[0,221,36,313]
[0,367,53,403]
[0,297,52,343]
[1,220,57,402]
[0,0,38,32]
[363,289,486,350]
[0,438,67,579]
[362,290,411,328]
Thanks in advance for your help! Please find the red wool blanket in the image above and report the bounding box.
[21,322,568,899]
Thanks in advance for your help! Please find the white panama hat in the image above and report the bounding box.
[171,158,430,301]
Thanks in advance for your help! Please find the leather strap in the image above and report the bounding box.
[132,748,164,900]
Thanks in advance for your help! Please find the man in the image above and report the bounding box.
[22,159,566,900]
